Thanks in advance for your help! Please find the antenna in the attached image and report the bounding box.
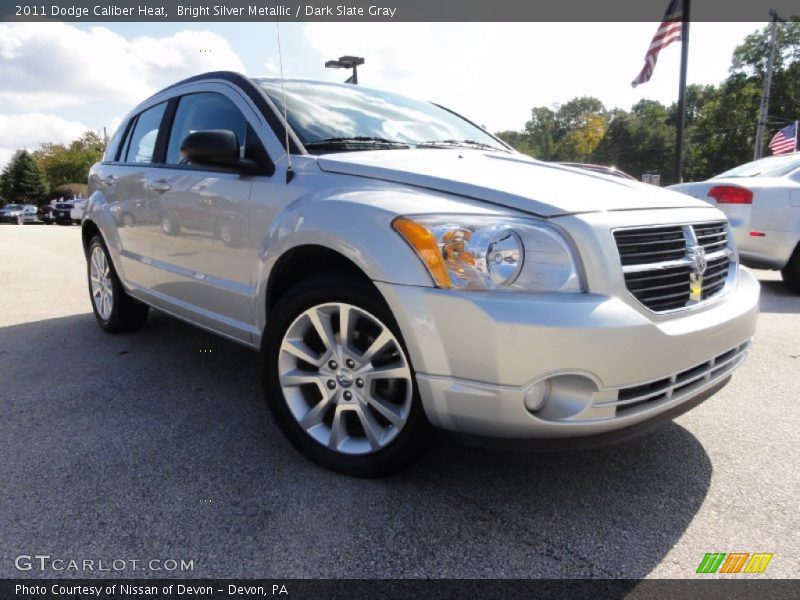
[276,21,294,184]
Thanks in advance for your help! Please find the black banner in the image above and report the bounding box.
[2,579,799,600]
[1,0,798,23]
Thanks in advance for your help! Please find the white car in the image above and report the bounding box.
[669,153,800,292]
[70,199,87,223]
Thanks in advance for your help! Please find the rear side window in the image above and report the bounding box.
[124,103,167,164]
[165,92,248,165]
[104,120,129,162]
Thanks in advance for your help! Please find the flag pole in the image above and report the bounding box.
[673,0,690,183]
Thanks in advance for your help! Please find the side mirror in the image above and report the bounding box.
[180,130,257,173]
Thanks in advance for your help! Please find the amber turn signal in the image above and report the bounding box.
[392,217,452,288]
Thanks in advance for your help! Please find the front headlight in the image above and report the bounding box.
[393,215,583,292]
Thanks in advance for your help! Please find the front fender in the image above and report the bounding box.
[253,188,438,321]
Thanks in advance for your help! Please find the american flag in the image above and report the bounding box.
[768,121,798,155]
[631,0,684,87]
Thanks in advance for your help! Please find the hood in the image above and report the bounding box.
[317,149,706,217]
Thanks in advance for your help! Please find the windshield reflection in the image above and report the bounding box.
[256,79,506,153]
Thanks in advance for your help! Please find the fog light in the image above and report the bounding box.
[524,380,550,412]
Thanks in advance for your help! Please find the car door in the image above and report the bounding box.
[143,88,269,341]
[94,101,168,286]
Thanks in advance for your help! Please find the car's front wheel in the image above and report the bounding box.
[87,235,149,332]
[781,244,800,294]
[263,276,428,477]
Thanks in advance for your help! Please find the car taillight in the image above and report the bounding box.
[707,185,753,205]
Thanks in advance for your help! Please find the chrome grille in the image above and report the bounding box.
[614,221,734,312]
[594,342,750,415]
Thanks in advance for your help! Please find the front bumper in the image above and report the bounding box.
[376,266,759,439]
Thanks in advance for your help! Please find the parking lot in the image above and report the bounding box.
[1,224,798,579]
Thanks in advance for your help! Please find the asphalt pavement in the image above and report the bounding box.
[1,224,798,579]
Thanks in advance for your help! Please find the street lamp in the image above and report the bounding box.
[325,55,365,84]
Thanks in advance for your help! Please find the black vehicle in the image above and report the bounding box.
[53,202,77,225]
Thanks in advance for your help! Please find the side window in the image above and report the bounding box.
[166,92,253,165]
[124,103,167,164]
[104,119,129,162]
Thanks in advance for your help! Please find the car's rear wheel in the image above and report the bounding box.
[218,221,235,246]
[263,276,428,477]
[161,213,180,236]
[87,235,149,332]
[781,244,800,294]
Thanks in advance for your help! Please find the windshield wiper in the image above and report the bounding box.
[417,139,510,153]
[304,136,410,151]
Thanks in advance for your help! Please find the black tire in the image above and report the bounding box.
[161,212,180,236]
[781,244,800,294]
[87,235,149,333]
[262,275,429,477]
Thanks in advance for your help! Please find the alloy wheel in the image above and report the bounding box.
[278,303,413,455]
[90,245,114,320]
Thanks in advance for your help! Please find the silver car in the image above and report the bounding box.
[669,153,800,293]
[83,72,759,476]
[0,204,39,224]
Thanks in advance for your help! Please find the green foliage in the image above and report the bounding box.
[498,19,800,184]
[731,19,800,76]
[0,150,49,202]
[32,130,105,190]
[524,106,559,160]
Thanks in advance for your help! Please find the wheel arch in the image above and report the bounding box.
[265,244,373,316]
[81,219,101,257]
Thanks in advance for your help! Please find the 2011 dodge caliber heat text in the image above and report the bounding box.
[82,72,760,476]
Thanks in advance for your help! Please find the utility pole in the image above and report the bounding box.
[754,10,780,160]
[673,0,690,184]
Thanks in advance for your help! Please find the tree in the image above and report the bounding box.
[730,19,800,160]
[33,130,105,190]
[589,101,675,182]
[731,19,800,77]
[524,106,559,159]
[0,150,49,202]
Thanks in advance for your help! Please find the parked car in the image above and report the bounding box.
[53,201,78,225]
[557,162,638,181]
[0,204,39,224]
[39,204,55,224]
[0,204,25,223]
[82,72,759,476]
[668,153,800,292]
[70,199,88,223]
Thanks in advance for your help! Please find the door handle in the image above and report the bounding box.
[98,175,116,186]
[149,179,171,193]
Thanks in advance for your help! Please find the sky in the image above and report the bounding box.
[0,20,765,169]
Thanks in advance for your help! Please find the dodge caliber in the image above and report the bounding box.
[82,72,760,476]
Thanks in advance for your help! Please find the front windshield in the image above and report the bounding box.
[3,204,23,210]
[714,154,800,179]
[256,79,508,154]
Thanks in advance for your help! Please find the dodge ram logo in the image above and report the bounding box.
[687,245,707,274]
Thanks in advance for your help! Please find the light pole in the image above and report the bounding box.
[325,56,365,84]
[754,10,782,160]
